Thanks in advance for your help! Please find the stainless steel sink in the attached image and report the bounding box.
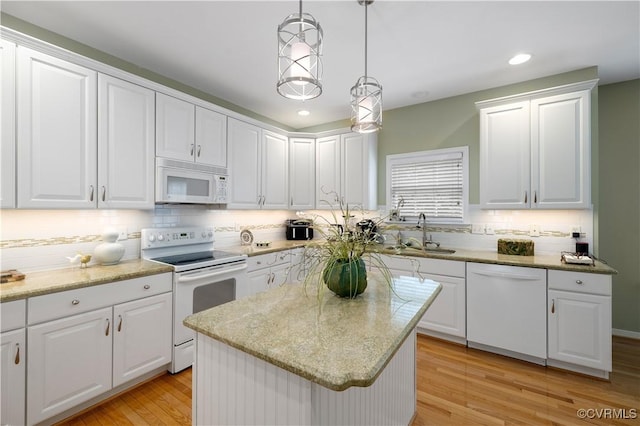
[380,245,455,254]
[423,248,456,254]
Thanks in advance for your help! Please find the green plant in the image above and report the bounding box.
[300,195,398,299]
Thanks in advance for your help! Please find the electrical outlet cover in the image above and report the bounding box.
[529,224,540,237]
[471,224,485,234]
[485,224,495,235]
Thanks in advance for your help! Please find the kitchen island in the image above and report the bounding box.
[184,272,441,426]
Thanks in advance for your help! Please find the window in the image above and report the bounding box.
[386,146,468,224]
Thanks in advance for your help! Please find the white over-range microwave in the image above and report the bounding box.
[156,158,228,204]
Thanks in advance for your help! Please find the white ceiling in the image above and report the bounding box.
[3,1,639,130]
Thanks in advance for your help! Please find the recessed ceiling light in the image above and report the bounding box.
[297,109,310,116]
[509,53,532,65]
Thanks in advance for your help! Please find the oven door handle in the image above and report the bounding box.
[177,263,248,283]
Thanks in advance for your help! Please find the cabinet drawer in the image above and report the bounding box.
[416,258,466,278]
[28,273,172,325]
[548,270,611,296]
[1,299,26,332]
[247,251,290,271]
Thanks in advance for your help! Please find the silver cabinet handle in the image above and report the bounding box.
[534,191,537,204]
[14,343,20,365]
[197,145,202,157]
[72,299,80,305]
[143,284,150,290]
[576,280,583,285]
[190,144,194,156]
[90,185,94,202]
[101,186,106,202]
[117,315,123,332]
[551,299,555,314]
[105,319,110,336]
[524,191,528,204]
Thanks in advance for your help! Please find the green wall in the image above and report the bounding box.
[599,79,640,333]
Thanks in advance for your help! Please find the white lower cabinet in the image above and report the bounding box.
[27,308,113,425]
[112,293,172,387]
[247,251,291,296]
[1,328,26,426]
[547,270,612,376]
[371,255,466,342]
[26,274,172,424]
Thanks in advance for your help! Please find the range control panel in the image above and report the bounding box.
[141,226,214,249]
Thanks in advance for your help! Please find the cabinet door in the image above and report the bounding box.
[247,269,270,296]
[27,307,112,425]
[1,328,25,426]
[98,74,155,209]
[156,92,195,162]
[479,101,531,209]
[315,135,340,209]
[261,130,289,209]
[113,293,172,387]
[270,261,291,289]
[418,274,465,338]
[227,118,261,208]
[531,90,590,208]
[289,138,315,210]
[341,132,377,210]
[195,106,226,167]
[17,46,97,208]
[0,39,16,208]
[548,289,611,371]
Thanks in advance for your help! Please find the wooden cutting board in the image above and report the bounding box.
[1,269,25,283]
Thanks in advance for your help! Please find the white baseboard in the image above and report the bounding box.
[613,328,640,340]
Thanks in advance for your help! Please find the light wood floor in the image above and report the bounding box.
[57,335,639,426]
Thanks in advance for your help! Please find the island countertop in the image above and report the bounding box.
[184,272,441,391]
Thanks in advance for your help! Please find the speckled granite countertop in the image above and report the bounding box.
[184,273,441,391]
[0,259,173,302]
[227,240,618,275]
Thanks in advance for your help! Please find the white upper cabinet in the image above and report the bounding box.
[195,106,227,168]
[315,132,377,210]
[0,39,16,208]
[477,80,596,209]
[479,101,531,209]
[98,74,155,209]
[289,137,315,210]
[227,118,288,209]
[156,93,227,167]
[531,91,591,208]
[156,93,196,162]
[17,46,98,208]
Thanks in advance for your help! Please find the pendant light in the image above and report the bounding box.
[277,0,323,100]
[350,0,382,133]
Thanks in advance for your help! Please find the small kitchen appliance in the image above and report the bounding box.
[285,219,313,240]
[141,226,247,373]
[155,158,229,204]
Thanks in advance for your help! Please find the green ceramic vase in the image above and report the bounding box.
[322,258,367,298]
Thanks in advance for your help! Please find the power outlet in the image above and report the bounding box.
[485,224,495,235]
[117,227,128,241]
[471,224,485,234]
[529,224,540,237]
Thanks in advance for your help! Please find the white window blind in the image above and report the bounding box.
[387,148,467,223]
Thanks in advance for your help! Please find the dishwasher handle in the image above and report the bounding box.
[471,270,543,281]
[177,263,247,283]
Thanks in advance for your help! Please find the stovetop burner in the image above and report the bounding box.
[152,250,240,266]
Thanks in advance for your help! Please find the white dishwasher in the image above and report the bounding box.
[467,262,547,364]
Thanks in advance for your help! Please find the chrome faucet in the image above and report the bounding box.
[417,213,440,248]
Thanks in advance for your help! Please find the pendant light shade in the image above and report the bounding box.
[351,0,382,133]
[277,1,323,100]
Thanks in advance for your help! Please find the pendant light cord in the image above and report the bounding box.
[364,1,368,78]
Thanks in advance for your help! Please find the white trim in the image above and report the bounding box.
[613,328,640,340]
[475,79,599,109]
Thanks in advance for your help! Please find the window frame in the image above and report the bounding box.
[386,146,469,224]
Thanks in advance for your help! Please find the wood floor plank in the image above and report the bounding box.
[55,335,639,426]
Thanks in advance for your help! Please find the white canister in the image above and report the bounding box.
[94,230,125,265]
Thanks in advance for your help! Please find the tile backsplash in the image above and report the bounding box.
[0,205,593,272]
